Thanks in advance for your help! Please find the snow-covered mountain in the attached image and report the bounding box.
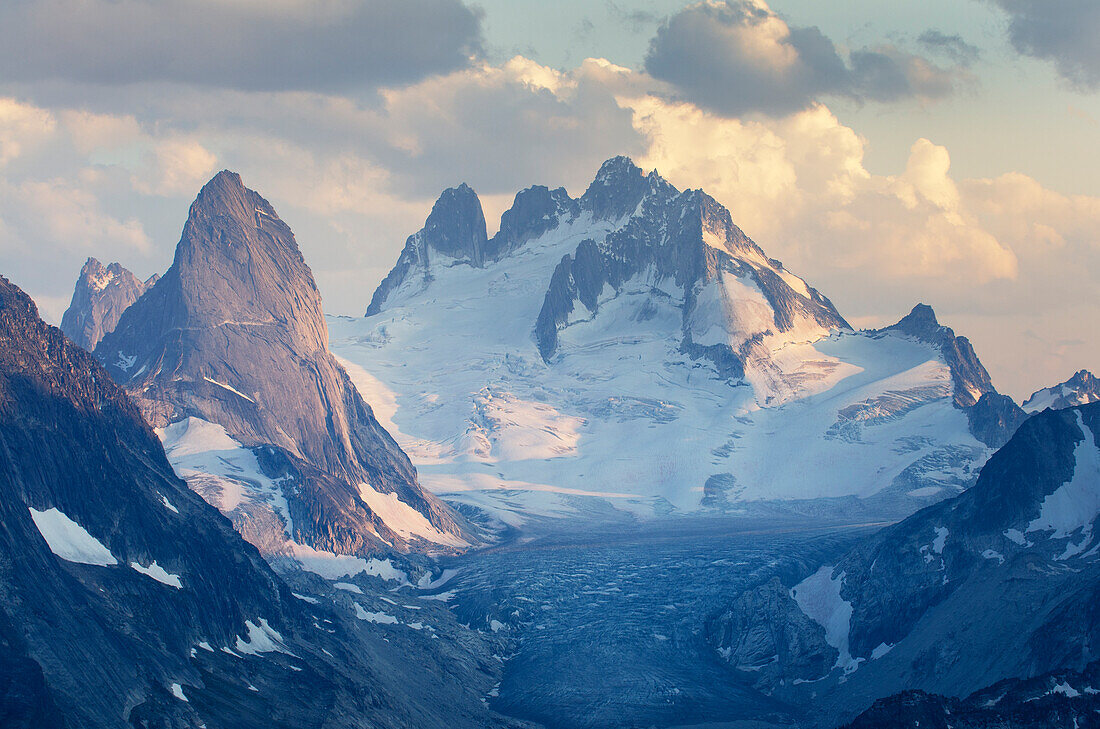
[94,171,468,558]
[59,257,157,350]
[710,402,1100,726]
[332,156,1017,524]
[0,273,527,729]
[1024,369,1099,412]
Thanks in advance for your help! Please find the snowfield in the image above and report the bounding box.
[327,199,988,526]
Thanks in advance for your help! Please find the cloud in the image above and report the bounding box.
[643,0,965,117]
[629,98,1018,289]
[131,138,219,197]
[0,98,57,165]
[0,0,483,91]
[989,0,1100,89]
[0,52,1095,396]
[918,30,980,65]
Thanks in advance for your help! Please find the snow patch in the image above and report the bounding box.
[235,619,291,656]
[202,376,255,403]
[982,549,1005,565]
[160,494,179,514]
[791,566,859,673]
[28,507,116,566]
[157,417,293,535]
[355,605,398,624]
[357,483,467,547]
[287,542,408,583]
[115,351,136,372]
[932,526,948,554]
[334,582,362,594]
[130,561,182,588]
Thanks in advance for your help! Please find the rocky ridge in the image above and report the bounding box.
[709,402,1100,726]
[0,274,518,729]
[94,171,467,556]
[59,257,157,351]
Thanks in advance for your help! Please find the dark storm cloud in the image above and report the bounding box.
[990,0,1100,89]
[643,0,962,117]
[0,0,483,91]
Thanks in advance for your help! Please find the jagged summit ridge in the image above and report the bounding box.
[882,303,995,409]
[96,170,467,555]
[369,156,849,392]
[60,257,157,351]
[338,156,1011,522]
[1025,369,1100,412]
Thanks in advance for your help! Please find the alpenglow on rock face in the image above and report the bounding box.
[59,257,157,350]
[0,274,534,729]
[331,156,1016,525]
[95,171,467,556]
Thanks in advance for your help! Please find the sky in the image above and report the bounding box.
[0,0,1097,400]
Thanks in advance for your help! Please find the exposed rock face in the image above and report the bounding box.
[0,274,532,729]
[881,304,1026,447]
[59,257,157,350]
[883,304,994,408]
[485,184,579,262]
[966,391,1029,449]
[709,402,1100,726]
[1024,369,1100,412]
[534,158,850,384]
[0,273,301,725]
[367,183,489,316]
[707,577,837,687]
[95,171,466,555]
[344,155,1011,521]
[844,661,1100,729]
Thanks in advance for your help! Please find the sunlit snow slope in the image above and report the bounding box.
[330,157,1001,526]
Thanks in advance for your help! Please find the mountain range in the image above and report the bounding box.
[332,156,1028,527]
[0,274,521,729]
[710,401,1100,725]
[91,171,468,562]
[34,156,1098,729]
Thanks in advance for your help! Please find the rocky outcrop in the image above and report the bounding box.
[59,257,157,350]
[882,304,1025,446]
[366,183,489,315]
[707,577,837,688]
[1024,369,1100,412]
[844,661,1100,729]
[966,391,1029,449]
[883,304,994,408]
[533,159,850,387]
[0,273,531,729]
[95,171,467,554]
[485,184,579,261]
[710,403,1100,725]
